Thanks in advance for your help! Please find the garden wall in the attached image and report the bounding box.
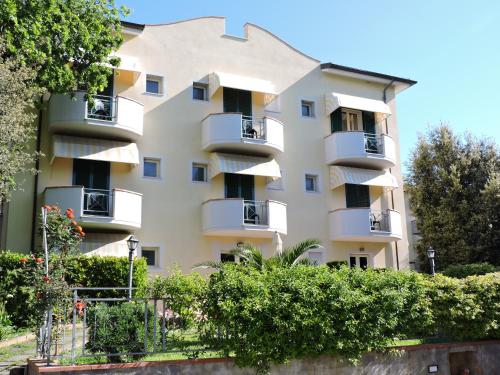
[27,341,500,375]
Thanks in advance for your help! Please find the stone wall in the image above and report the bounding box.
[28,341,500,375]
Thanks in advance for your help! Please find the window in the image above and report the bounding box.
[220,253,236,263]
[146,75,163,95]
[192,82,208,101]
[142,247,159,267]
[143,158,160,178]
[301,100,315,117]
[308,251,322,265]
[341,109,362,131]
[192,163,207,182]
[349,255,369,270]
[305,174,318,192]
[345,184,370,208]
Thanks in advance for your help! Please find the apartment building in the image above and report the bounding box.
[0,17,416,273]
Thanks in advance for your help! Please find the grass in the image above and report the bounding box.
[389,337,455,347]
[0,327,32,342]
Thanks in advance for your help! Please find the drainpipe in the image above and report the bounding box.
[382,80,400,270]
[30,98,43,252]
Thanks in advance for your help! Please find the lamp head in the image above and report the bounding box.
[127,235,139,252]
[426,246,435,260]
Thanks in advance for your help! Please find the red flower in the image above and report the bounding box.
[42,205,52,212]
[19,257,28,263]
[43,275,50,283]
[35,257,44,264]
[75,301,86,317]
[71,220,78,226]
[66,208,74,219]
[36,292,43,300]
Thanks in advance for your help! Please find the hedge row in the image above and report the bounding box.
[441,262,499,278]
[0,251,148,327]
[196,265,500,373]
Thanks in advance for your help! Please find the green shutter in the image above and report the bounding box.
[330,108,342,133]
[362,111,376,134]
[345,184,370,208]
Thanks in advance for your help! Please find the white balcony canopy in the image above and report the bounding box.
[51,135,139,165]
[80,233,130,257]
[325,92,391,116]
[209,72,278,105]
[329,166,398,190]
[209,153,281,180]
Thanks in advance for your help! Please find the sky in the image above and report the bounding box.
[116,0,500,173]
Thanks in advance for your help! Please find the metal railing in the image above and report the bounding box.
[86,95,116,121]
[83,188,111,216]
[364,133,384,155]
[369,210,391,232]
[38,288,217,365]
[241,116,266,140]
[244,200,269,225]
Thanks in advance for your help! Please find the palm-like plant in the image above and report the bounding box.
[193,239,322,271]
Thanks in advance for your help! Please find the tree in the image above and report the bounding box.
[406,124,500,269]
[0,42,41,202]
[0,0,127,96]
[194,239,322,271]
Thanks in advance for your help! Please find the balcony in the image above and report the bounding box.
[324,131,396,169]
[202,113,284,155]
[329,208,402,242]
[48,91,143,140]
[202,199,287,237]
[44,186,142,231]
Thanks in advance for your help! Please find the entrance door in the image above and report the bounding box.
[350,255,369,270]
[73,159,111,216]
[223,87,252,117]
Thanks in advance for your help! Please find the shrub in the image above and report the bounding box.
[140,268,206,329]
[200,265,432,373]
[85,301,158,362]
[0,251,148,327]
[441,263,498,278]
[0,303,14,340]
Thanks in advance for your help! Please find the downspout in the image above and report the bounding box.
[382,80,400,270]
[30,98,43,252]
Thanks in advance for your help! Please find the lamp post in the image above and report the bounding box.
[127,235,139,300]
[427,246,436,276]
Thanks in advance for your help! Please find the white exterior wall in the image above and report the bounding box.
[2,17,413,272]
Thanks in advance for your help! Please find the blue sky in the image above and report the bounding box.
[117,0,500,173]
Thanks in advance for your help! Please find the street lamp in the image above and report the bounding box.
[127,235,139,300]
[426,246,436,276]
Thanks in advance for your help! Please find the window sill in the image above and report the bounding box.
[143,92,164,97]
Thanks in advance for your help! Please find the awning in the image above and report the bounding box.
[51,135,139,165]
[80,233,129,257]
[330,166,398,190]
[209,72,278,105]
[209,153,281,180]
[325,92,391,116]
[107,54,141,73]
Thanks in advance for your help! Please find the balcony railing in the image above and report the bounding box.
[86,95,117,122]
[369,210,391,232]
[241,116,266,140]
[243,200,269,225]
[83,188,111,216]
[364,133,384,155]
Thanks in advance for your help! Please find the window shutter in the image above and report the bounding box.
[362,111,376,134]
[330,108,342,133]
[345,184,370,208]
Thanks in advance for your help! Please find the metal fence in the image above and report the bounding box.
[244,200,269,225]
[86,95,116,121]
[241,116,266,140]
[369,210,391,232]
[83,188,111,216]
[38,287,214,365]
[364,133,384,155]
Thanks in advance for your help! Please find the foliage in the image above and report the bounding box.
[0,303,14,340]
[0,250,147,327]
[194,239,322,271]
[441,263,498,278]
[406,124,500,268]
[41,205,85,254]
[0,39,41,202]
[200,265,432,373]
[0,0,128,97]
[85,302,158,362]
[140,268,206,329]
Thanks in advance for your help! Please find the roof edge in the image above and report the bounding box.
[120,20,145,31]
[321,63,417,86]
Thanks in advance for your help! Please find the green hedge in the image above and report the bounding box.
[0,251,148,327]
[441,262,498,278]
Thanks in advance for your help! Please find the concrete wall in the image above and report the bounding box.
[28,341,500,375]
